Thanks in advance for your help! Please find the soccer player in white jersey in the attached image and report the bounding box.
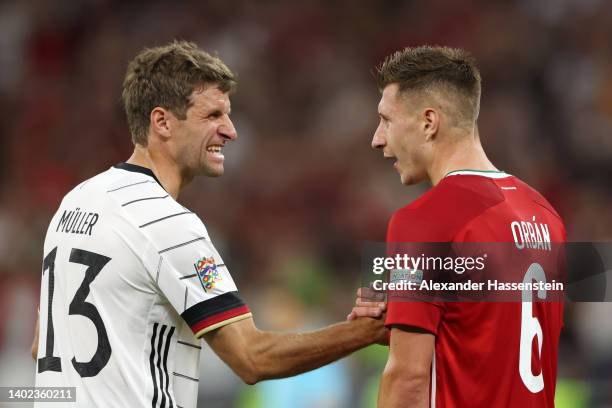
[32,41,386,408]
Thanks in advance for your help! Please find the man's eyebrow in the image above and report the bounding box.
[200,108,222,119]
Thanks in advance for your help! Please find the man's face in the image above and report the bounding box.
[169,85,237,178]
[371,84,430,185]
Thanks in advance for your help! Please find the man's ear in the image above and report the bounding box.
[150,107,172,139]
[423,108,439,142]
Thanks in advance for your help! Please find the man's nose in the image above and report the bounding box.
[371,127,385,150]
[220,116,237,140]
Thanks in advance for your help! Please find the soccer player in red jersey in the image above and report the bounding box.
[368,47,566,407]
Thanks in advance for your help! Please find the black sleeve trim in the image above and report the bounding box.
[180,291,247,328]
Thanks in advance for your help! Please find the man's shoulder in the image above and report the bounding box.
[512,177,563,221]
[62,166,202,231]
[388,175,505,242]
[105,171,203,234]
[402,174,504,211]
[54,165,212,252]
[62,167,160,209]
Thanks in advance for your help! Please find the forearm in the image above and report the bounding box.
[376,326,435,406]
[253,318,380,380]
[378,368,429,408]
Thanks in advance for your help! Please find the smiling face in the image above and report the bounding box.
[167,85,237,178]
[371,84,432,185]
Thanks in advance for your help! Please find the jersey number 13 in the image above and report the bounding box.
[38,247,112,378]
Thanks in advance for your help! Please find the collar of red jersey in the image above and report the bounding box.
[444,169,512,179]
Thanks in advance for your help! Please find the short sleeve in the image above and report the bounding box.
[385,302,444,335]
[144,230,252,337]
[115,185,251,337]
[385,209,445,335]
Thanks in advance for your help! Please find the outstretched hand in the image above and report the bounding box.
[347,287,386,321]
[347,287,388,344]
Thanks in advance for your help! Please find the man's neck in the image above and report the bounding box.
[428,131,497,186]
[125,146,186,199]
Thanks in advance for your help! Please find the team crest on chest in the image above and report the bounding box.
[194,256,221,292]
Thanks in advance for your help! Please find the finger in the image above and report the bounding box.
[357,287,385,301]
[355,299,387,309]
[367,283,386,296]
[354,297,386,308]
[355,294,386,304]
[350,306,385,318]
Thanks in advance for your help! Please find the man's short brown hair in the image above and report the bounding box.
[375,46,481,123]
[122,40,236,146]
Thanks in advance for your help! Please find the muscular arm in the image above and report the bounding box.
[378,325,435,408]
[203,315,385,384]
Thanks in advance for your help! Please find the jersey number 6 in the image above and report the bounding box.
[38,247,112,378]
[519,262,547,393]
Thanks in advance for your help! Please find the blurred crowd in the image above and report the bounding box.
[0,0,611,407]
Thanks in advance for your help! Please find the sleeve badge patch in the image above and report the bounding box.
[194,256,222,292]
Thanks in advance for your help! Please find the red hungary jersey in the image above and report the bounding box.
[385,170,566,408]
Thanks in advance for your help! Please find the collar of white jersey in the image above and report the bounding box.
[113,162,165,189]
[443,169,512,179]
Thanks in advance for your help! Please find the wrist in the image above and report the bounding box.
[349,317,384,345]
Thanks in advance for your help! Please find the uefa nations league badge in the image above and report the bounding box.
[194,256,222,292]
[390,268,423,285]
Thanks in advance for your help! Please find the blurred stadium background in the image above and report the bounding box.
[1,0,611,407]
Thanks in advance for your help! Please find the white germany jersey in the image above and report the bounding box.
[35,163,252,408]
